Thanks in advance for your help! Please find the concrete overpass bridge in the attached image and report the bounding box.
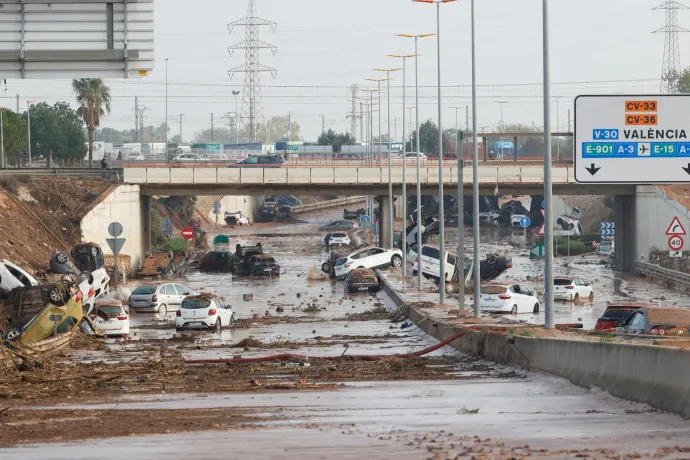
[123,162,636,197]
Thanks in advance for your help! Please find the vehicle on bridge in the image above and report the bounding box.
[391,152,428,162]
[173,153,209,163]
[334,247,403,280]
[615,307,690,336]
[225,155,285,167]
[333,153,362,160]
[480,283,540,315]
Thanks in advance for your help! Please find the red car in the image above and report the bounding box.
[594,304,645,331]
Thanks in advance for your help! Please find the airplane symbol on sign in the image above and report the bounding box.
[640,144,649,154]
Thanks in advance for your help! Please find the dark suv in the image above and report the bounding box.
[226,155,285,167]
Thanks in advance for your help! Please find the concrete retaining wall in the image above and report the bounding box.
[381,276,690,418]
[80,185,142,276]
[635,185,690,261]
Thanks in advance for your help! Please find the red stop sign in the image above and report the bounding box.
[181,227,195,240]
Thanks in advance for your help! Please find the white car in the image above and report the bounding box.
[92,300,130,336]
[323,232,351,246]
[69,244,110,300]
[480,283,540,314]
[176,295,234,331]
[225,211,250,226]
[173,153,209,163]
[0,260,38,295]
[553,277,593,301]
[334,247,403,280]
[391,152,428,162]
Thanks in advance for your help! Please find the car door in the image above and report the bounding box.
[625,311,645,334]
[173,284,191,307]
[519,285,535,312]
[160,284,175,306]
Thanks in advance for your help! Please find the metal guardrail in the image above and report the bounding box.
[292,196,367,214]
[0,168,122,178]
[634,261,690,289]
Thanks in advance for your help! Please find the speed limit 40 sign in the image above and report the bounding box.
[669,235,684,251]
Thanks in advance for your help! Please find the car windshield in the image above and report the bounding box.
[554,279,573,286]
[601,307,640,321]
[481,285,508,294]
[332,233,347,238]
[335,258,348,266]
[181,299,211,309]
[132,285,156,295]
[99,305,123,315]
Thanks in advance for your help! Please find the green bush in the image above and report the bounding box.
[554,239,591,256]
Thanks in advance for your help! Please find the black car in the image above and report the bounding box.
[50,251,93,284]
[232,243,279,276]
[278,195,302,207]
[199,251,233,272]
[344,208,366,221]
[225,155,285,167]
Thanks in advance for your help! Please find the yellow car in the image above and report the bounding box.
[18,289,84,345]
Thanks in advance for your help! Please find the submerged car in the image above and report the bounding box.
[232,243,279,276]
[128,283,196,316]
[176,294,234,331]
[91,299,130,337]
[334,247,403,280]
[224,211,250,226]
[553,277,594,301]
[594,304,644,331]
[198,251,233,272]
[615,307,690,336]
[344,268,382,293]
[319,220,358,232]
[480,283,540,315]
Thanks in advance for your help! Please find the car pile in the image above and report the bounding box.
[0,243,110,343]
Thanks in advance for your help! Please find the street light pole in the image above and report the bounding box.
[165,58,169,156]
[471,0,481,318]
[389,54,418,281]
[233,90,240,144]
[542,0,555,329]
[451,105,466,314]
[27,101,32,168]
[0,108,4,169]
[397,32,434,292]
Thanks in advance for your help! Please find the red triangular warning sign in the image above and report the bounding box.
[666,216,687,236]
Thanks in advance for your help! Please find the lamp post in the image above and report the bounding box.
[451,105,467,314]
[27,100,36,168]
[542,0,555,329]
[470,0,481,319]
[368,75,395,248]
[389,54,418,282]
[412,0,457,303]
[165,58,169,156]
[0,107,4,169]
[396,32,435,292]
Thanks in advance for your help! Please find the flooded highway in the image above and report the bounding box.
[3,205,690,458]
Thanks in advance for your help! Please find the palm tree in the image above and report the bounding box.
[72,78,111,167]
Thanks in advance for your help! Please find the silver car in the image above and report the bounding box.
[128,283,196,316]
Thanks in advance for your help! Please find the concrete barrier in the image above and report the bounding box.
[380,275,690,419]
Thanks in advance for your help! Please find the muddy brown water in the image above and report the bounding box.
[11,206,690,457]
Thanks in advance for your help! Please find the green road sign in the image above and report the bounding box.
[530,244,544,260]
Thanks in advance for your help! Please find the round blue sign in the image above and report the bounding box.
[520,216,531,228]
[541,200,545,209]
[360,215,371,224]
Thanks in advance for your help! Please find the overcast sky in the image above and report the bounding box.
[0,0,681,142]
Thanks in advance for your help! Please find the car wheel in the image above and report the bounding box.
[391,255,403,267]
[158,304,168,316]
[574,293,580,301]
[3,329,20,340]
[322,262,332,274]
[49,286,67,306]
[588,291,594,301]
[55,252,69,264]
[533,303,540,314]
[511,305,518,315]
[215,318,222,332]
[91,246,99,257]
[81,271,94,285]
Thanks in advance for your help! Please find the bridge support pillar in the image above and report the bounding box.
[141,195,152,259]
[614,195,636,272]
[377,195,393,248]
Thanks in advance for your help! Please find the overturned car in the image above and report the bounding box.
[232,243,280,276]
[138,251,188,278]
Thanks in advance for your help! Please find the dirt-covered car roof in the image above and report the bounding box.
[184,293,218,301]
